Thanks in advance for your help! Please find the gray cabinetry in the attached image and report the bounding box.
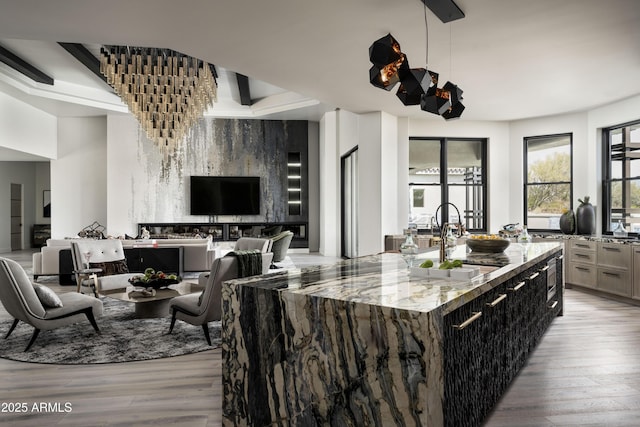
[567,240,597,288]
[566,238,638,301]
[632,247,640,301]
[597,243,631,297]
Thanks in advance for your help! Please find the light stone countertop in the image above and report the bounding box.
[225,241,563,316]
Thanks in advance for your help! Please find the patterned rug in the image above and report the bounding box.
[0,298,220,364]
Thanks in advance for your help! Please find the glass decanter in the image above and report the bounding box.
[518,226,531,243]
[400,229,419,268]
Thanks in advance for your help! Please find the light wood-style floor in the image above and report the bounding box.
[1,250,639,426]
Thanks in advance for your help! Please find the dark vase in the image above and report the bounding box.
[559,211,575,234]
[576,202,596,235]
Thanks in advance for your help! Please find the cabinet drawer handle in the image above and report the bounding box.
[575,266,591,271]
[541,265,550,272]
[528,272,540,280]
[453,312,482,330]
[575,243,590,248]
[602,271,620,278]
[486,294,507,308]
[508,281,526,292]
[549,301,558,309]
[603,246,621,252]
[575,253,590,258]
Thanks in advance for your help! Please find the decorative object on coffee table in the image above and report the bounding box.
[576,196,596,235]
[128,268,181,290]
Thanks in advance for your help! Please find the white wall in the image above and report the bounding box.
[509,112,589,227]
[319,111,340,257]
[52,117,108,238]
[408,119,511,232]
[358,113,384,256]
[0,162,37,252]
[396,117,410,233]
[0,92,56,158]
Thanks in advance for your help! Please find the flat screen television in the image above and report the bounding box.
[190,176,260,215]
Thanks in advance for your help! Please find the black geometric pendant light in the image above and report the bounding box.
[368,33,408,91]
[368,1,465,120]
[396,68,438,106]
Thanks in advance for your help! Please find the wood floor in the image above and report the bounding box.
[1,250,639,426]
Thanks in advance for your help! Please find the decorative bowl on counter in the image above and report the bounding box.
[466,236,510,253]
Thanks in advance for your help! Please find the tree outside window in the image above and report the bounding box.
[524,134,573,231]
[603,121,640,233]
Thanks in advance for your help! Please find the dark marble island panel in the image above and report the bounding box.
[221,242,563,426]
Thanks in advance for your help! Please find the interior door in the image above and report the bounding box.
[341,147,358,258]
[10,183,23,251]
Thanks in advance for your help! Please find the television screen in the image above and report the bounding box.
[190,176,260,215]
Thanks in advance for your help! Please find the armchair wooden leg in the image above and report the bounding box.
[91,273,100,297]
[24,328,41,352]
[168,309,177,334]
[84,308,101,334]
[201,323,212,346]
[4,319,19,339]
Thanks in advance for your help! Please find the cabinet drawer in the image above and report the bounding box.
[569,249,596,265]
[568,263,596,288]
[570,240,597,251]
[597,243,631,269]
[597,267,631,297]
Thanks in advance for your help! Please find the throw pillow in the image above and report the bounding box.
[90,259,130,276]
[33,283,63,308]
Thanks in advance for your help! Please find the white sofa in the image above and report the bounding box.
[33,238,216,280]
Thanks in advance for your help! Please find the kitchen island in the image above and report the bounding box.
[221,242,563,427]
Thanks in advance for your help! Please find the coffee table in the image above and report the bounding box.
[100,280,203,318]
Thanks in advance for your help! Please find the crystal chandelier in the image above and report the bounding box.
[99,46,217,151]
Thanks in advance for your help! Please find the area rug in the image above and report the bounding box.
[0,298,220,364]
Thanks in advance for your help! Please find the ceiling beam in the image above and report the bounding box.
[421,0,465,23]
[0,45,54,85]
[236,73,252,106]
[57,42,108,85]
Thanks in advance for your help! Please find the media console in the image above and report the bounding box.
[137,222,309,249]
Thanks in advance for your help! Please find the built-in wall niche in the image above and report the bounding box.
[288,152,302,215]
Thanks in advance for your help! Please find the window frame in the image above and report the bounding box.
[408,137,488,233]
[523,133,573,232]
[602,119,640,236]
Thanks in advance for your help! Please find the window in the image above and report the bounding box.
[603,120,640,234]
[408,137,487,232]
[524,134,572,231]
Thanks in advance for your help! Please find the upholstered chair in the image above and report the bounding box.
[70,239,137,296]
[233,237,272,253]
[269,231,294,268]
[169,252,273,345]
[0,257,103,351]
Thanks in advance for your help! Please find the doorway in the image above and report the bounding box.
[10,183,23,251]
[341,147,358,258]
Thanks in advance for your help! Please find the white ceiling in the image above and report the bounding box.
[0,0,638,156]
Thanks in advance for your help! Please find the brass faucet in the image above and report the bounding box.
[435,203,463,262]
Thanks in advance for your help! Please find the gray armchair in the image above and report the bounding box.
[234,237,272,253]
[0,257,103,351]
[269,231,294,268]
[169,252,273,345]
